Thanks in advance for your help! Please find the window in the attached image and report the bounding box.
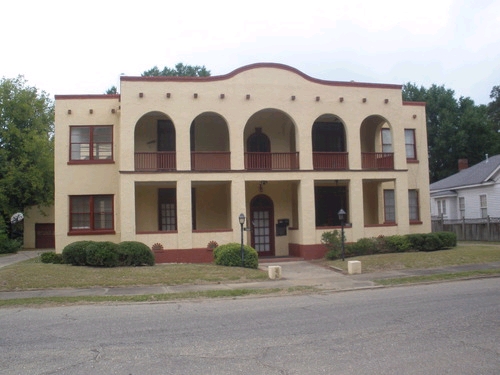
[381,128,393,153]
[480,195,487,218]
[384,189,395,223]
[159,188,177,231]
[408,190,420,222]
[459,197,465,218]
[69,195,114,233]
[437,199,447,217]
[405,129,417,160]
[70,126,113,162]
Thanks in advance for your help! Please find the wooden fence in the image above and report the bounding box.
[431,216,500,241]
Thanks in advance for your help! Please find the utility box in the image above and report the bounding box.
[268,265,282,280]
[348,260,362,274]
[276,219,290,236]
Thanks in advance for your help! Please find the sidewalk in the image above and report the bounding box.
[0,251,499,301]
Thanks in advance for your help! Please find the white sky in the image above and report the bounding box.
[2,0,499,104]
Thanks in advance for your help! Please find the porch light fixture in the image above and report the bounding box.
[111,109,116,114]
[67,109,72,115]
[413,114,417,119]
[338,209,346,261]
[239,213,246,267]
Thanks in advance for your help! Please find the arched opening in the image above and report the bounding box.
[312,114,348,170]
[359,115,394,170]
[134,112,176,171]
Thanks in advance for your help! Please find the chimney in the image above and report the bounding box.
[458,159,468,171]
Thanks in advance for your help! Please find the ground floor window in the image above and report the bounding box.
[69,195,114,232]
[159,188,177,230]
[437,199,447,217]
[480,194,487,218]
[315,186,348,226]
[459,197,465,218]
[408,190,420,222]
[384,189,395,223]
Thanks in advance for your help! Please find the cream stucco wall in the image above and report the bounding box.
[53,64,430,257]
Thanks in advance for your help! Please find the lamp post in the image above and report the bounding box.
[338,209,346,261]
[239,213,246,267]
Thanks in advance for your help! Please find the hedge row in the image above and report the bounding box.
[60,241,155,267]
[323,231,457,260]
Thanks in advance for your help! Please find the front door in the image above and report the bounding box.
[250,195,274,256]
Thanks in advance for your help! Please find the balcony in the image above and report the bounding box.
[191,152,230,171]
[361,152,394,170]
[313,152,349,170]
[245,152,299,170]
[135,152,176,171]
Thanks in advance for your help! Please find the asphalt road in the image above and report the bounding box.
[1,279,499,374]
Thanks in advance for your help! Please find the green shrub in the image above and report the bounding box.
[406,234,427,251]
[62,241,94,266]
[213,242,258,269]
[117,241,155,266]
[384,235,412,253]
[85,241,119,267]
[40,251,63,264]
[0,236,22,254]
[322,230,343,260]
[348,237,377,256]
[435,231,457,248]
[421,233,443,252]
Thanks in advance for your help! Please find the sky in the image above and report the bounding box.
[2,0,499,104]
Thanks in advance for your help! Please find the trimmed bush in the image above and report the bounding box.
[40,251,63,264]
[421,233,443,252]
[213,242,258,269]
[346,237,377,257]
[435,231,457,248]
[384,235,412,253]
[0,237,22,254]
[406,234,427,251]
[85,241,119,267]
[62,241,94,266]
[117,241,155,266]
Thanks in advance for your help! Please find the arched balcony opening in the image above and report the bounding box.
[134,112,176,171]
[244,109,298,170]
[312,115,348,170]
[190,112,230,171]
[360,115,394,170]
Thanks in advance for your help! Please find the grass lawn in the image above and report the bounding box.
[0,258,268,291]
[325,243,500,273]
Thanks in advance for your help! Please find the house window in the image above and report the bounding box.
[159,188,177,231]
[459,197,465,218]
[70,126,113,162]
[405,129,417,160]
[437,199,447,217]
[69,195,114,233]
[381,128,393,153]
[384,189,396,223]
[408,190,420,222]
[480,194,487,218]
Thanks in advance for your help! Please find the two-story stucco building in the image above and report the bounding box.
[53,63,430,262]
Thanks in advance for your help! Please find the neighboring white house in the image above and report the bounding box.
[430,155,500,220]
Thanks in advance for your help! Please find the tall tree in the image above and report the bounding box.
[142,63,211,77]
[403,83,500,182]
[488,85,500,132]
[0,76,54,235]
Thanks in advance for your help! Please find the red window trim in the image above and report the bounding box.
[69,125,113,163]
[69,195,114,233]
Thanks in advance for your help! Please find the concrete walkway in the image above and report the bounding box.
[0,251,499,301]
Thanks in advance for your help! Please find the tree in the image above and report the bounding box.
[0,76,54,236]
[403,83,500,182]
[105,86,118,94]
[488,85,500,132]
[142,62,211,77]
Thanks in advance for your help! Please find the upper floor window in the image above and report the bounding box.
[405,129,417,160]
[381,128,393,153]
[70,126,113,163]
[69,195,114,233]
[408,190,420,222]
[480,194,488,218]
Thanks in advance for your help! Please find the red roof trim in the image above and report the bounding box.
[402,101,426,106]
[55,94,120,100]
[121,62,402,90]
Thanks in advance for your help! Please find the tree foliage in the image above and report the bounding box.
[142,62,211,77]
[403,83,500,182]
[0,76,54,234]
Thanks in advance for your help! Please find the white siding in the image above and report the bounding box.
[456,183,500,218]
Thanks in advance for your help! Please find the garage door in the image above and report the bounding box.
[35,223,55,249]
